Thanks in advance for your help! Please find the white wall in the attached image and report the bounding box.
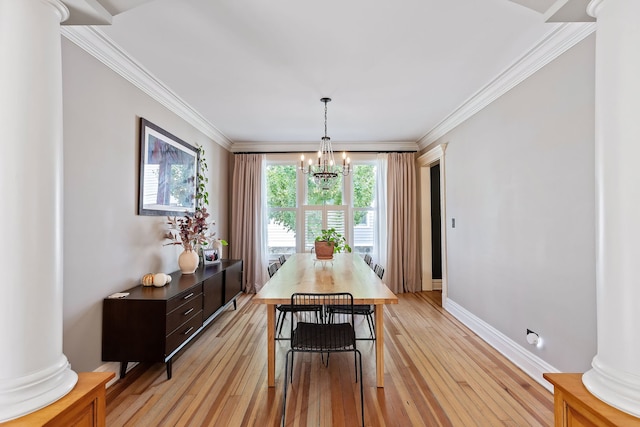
[61,39,231,372]
[429,35,596,372]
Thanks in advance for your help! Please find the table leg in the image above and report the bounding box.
[267,304,276,387]
[375,304,384,387]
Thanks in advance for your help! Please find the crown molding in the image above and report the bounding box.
[417,22,596,150]
[62,22,595,154]
[61,26,233,151]
[230,140,418,153]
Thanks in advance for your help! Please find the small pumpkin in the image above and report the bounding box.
[153,273,168,287]
[142,273,154,286]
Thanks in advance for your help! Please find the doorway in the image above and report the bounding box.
[418,144,448,302]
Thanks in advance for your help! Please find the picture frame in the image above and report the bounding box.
[138,118,199,216]
[202,247,221,265]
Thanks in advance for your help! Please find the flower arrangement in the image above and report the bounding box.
[164,207,227,252]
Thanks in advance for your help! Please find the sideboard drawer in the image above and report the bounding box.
[166,293,203,335]
[165,311,203,355]
[166,285,202,313]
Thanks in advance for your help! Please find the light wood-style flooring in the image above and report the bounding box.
[105,291,553,426]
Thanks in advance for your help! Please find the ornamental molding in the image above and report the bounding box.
[61,26,233,150]
[231,140,418,153]
[417,22,596,150]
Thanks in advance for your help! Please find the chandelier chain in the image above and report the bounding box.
[299,97,351,190]
[324,100,328,139]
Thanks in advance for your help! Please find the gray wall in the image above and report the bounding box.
[427,35,597,372]
[61,39,231,372]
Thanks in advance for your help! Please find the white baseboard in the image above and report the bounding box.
[93,361,138,388]
[443,298,558,393]
[432,279,442,290]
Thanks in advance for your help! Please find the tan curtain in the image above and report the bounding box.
[230,154,267,293]
[385,152,421,293]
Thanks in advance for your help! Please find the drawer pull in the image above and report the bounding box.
[182,292,194,300]
[183,308,194,316]
[183,326,194,335]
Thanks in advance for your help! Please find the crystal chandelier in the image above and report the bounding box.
[299,97,351,190]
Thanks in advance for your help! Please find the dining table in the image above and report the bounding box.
[253,252,398,388]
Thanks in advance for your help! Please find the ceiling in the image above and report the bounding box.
[69,0,576,151]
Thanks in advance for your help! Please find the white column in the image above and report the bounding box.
[582,0,640,418]
[0,0,77,422]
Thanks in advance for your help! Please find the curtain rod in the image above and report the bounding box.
[233,150,417,155]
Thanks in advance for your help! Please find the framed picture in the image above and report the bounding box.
[202,247,220,265]
[138,118,199,216]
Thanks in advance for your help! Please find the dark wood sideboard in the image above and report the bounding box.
[102,259,243,380]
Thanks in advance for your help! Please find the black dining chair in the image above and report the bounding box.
[363,254,373,268]
[268,262,321,340]
[325,261,381,340]
[374,264,384,280]
[268,262,279,278]
[282,292,364,427]
[278,254,287,266]
[326,303,375,341]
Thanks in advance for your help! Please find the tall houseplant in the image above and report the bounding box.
[196,145,209,209]
[314,228,351,260]
[195,145,228,252]
[165,146,227,273]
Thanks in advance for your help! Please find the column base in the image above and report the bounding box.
[0,355,78,422]
[583,356,640,418]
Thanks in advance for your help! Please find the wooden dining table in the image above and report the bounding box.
[253,253,398,388]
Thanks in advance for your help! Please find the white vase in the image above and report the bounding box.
[212,240,223,259]
[178,249,199,274]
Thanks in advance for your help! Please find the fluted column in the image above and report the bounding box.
[0,0,78,421]
[582,0,640,417]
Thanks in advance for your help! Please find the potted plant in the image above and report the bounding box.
[314,228,352,260]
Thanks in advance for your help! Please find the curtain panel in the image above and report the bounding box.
[375,153,388,273]
[385,152,421,293]
[230,154,267,293]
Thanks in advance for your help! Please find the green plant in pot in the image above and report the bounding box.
[314,228,352,260]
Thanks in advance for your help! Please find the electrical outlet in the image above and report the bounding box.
[526,329,540,346]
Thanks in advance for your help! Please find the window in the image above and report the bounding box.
[265,154,379,260]
[352,163,376,256]
[266,164,297,260]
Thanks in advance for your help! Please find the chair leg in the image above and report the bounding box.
[357,350,364,427]
[353,349,358,383]
[277,311,287,337]
[275,310,284,336]
[365,313,376,340]
[282,350,292,427]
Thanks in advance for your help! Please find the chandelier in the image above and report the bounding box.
[299,97,351,190]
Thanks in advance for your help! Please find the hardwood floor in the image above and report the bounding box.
[105,291,553,426]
